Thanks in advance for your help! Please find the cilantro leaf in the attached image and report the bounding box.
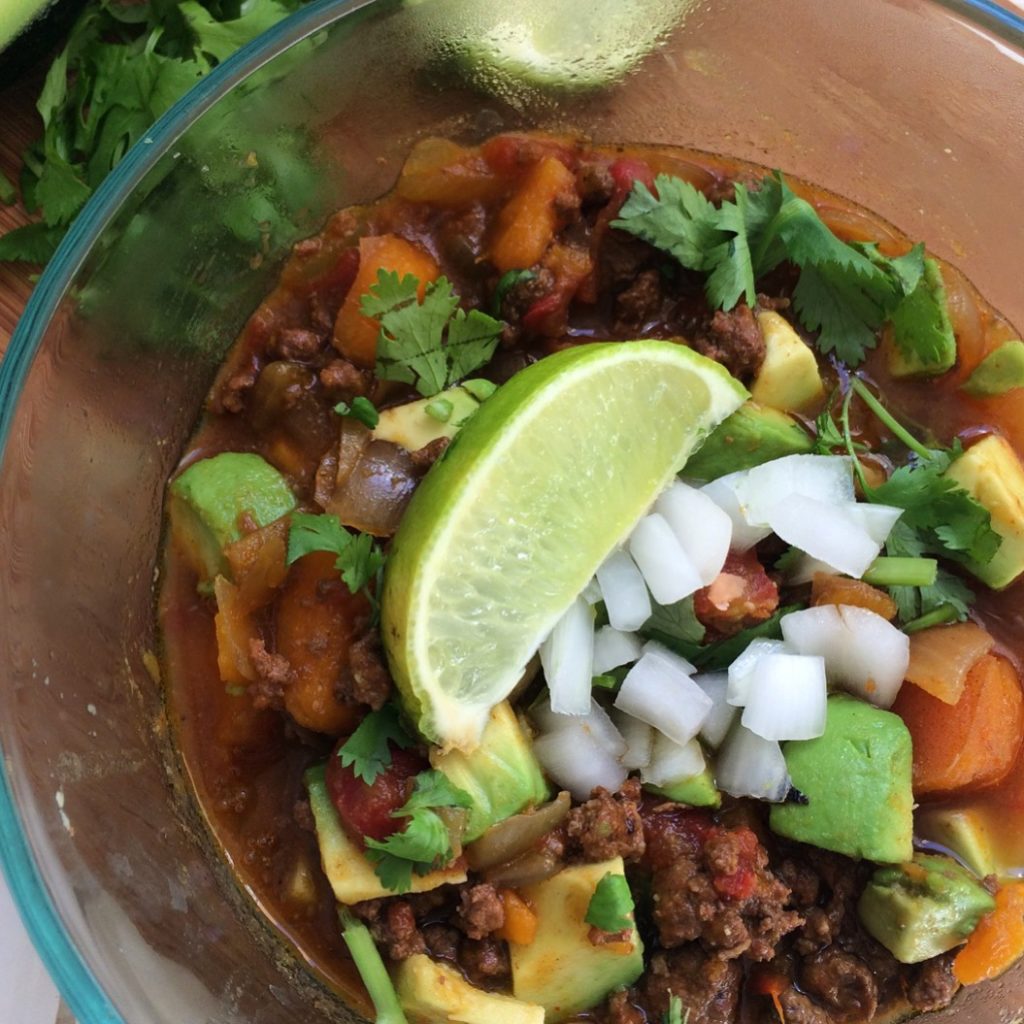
[0,222,65,264]
[394,770,472,816]
[287,512,384,594]
[664,995,689,1024]
[883,522,975,623]
[0,170,16,206]
[335,396,379,429]
[492,268,536,317]
[811,405,848,455]
[446,308,505,383]
[693,606,801,670]
[639,597,705,658]
[585,872,635,933]
[336,705,413,785]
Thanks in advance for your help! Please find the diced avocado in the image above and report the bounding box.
[769,695,913,863]
[684,401,813,481]
[396,954,544,1024]
[962,341,1024,398]
[168,452,296,581]
[751,311,825,413]
[944,434,1024,588]
[646,763,721,808]
[858,853,995,963]
[431,701,550,842]
[374,382,492,452]
[305,766,466,903]
[511,858,643,1020]
[887,258,957,378]
[915,806,998,879]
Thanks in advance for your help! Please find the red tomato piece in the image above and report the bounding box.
[693,549,780,638]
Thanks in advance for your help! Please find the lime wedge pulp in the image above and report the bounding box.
[381,341,747,750]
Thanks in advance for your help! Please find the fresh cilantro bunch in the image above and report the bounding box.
[287,511,384,595]
[613,172,929,366]
[363,270,504,398]
[584,872,636,933]
[363,770,472,892]
[336,705,413,785]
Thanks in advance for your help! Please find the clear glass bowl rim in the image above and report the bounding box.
[1,0,1023,1021]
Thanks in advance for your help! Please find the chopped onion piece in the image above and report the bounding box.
[628,513,704,605]
[738,454,856,526]
[614,651,712,746]
[701,472,773,552]
[596,549,652,632]
[531,697,627,758]
[852,503,904,545]
[655,481,733,585]
[694,672,738,748]
[781,604,909,708]
[593,627,643,675]
[612,709,655,770]
[768,495,884,578]
[740,653,828,740]
[581,577,604,605]
[533,724,627,801]
[642,732,706,788]
[715,724,791,802]
[785,552,842,585]
[539,597,594,715]
[642,639,697,677]
[727,638,789,706]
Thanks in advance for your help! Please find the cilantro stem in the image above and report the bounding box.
[849,378,934,462]
[862,557,938,588]
[902,604,961,634]
[840,386,870,494]
[339,908,409,1024]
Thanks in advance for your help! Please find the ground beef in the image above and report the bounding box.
[292,798,315,833]
[499,267,555,325]
[777,987,835,1024]
[577,158,615,206]
[217,364,259,414]
[641,946,742,1024]
[353,899,425,961]
[906,952,960,1013]
[566,779,646,863]
[598,232,653,292]
[346,630,393,710]
[274,327,324,361]
[458,937,511,990]
[319,358,368,400]
[602,989,645,1024]
[799,949,878,1024]
[690,303,765,380]
[693,549,780,639]
[422,922,461,963]
[613,269,664,332]
[248,638,292,710]
[457,883,505,940]
[409,437,450,470]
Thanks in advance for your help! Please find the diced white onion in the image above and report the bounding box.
[737,454,856,526]
[768,495,884,579]
[614,651,712,746]
[740,653,828,740]
[628,513,704,605]
[581,577,604,605]
[727,638,789,706]
[592,627,642,675]
[642,639,697,677]
[539,597,594,715]
[852,503,904,545]
[596,549,652,632]
[694,671,738,749]
[701,472,773,552]
[533,724,628,800]
[781,604,909,708]
[655,481,733,585]
[642,732,706,788]
[530,697,627,758]
[612,709,655,770]
[715,724,791,802]
[784,552,842,585]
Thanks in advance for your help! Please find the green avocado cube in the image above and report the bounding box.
[887,258,957,378]
[645,763,721,808]
[168,452,296,581]
[769,695,913,863]
[751,311,825,413]
[373,382,489,452]
[431,702,550,842]
[915,806,998,880]
[961,340,1024,398]
[684,402,813,482]
[858,853,995,964]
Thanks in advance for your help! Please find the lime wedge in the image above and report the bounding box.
[381,341,747,750]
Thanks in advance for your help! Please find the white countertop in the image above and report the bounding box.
[0,872,63,1024]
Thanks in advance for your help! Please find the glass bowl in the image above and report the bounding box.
[2,1,1024,1021]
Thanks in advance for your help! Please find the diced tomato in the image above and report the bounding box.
[608,157,655,196]
[641,799,714,870]
[520,243,593,337]
[481,133,578,178]
[325,743,427,843]
[522,293,564,333]
[708,826,759,901]
[693,549,780,638]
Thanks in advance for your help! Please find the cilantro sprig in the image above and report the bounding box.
[664,996,689,1024]
[336,705,413,785]
[287,512,384,595]
[363,770,472,892]
[334,396,379,429]
[363,271,503,398]
[585,872,636,933]
[613,172,928,366]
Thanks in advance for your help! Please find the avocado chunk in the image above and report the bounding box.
[431,702,550,842]
[962,341,1024,398]
[915,806,998,879]
[396,954,544,1024]
[769,695,913,863]
[645,763,721,808]
[858,853,995,963]
[305,766,466,904]
[944,434,1024,588]
[751,311,825,413]
[887,258,957,378]
[510,858,644,1020]
[168,452,296,581]
[374,380,494,452]
[684,401,813,482]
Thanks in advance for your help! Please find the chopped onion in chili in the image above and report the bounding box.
[740,653,828,741]
[727,638,790,706]
[539,596,594,715]
[654,480,733,585]
[642,732,707,789]
[531,696,627,759]
[533,722,628,801]
[595,548,652,632]
[614,649,712,746]
[694,671,738,749]
[612,709,654,770]
[715,724,791,802]
[628,512,703,605]
[701,471,773,552]
[592,626,643,675]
